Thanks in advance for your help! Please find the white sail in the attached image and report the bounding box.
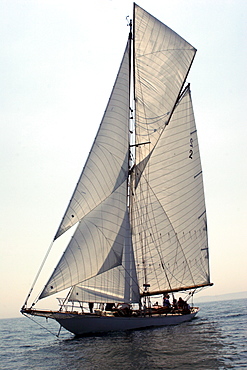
[54,44,130,240]
[134,4,196,162]
[132,86,210,294]
[40,181,138,299]
[69,213,139,304]
[23,5,212,321]
[39,44,132,299]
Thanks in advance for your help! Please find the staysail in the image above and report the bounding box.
[68,211,139,304]
[40,182,139,302]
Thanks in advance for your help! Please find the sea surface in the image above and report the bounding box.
[0,298,246,369]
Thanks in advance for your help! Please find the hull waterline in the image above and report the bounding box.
[55,309,199,336]
[21,307,199,335]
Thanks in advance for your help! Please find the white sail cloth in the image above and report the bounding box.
[54,45,131,240]
[38,4,210,304]
[131,5,209,294]
[132,87,210,294]
[69,211,139,304]
[39,45,137,300]
[134,4,197,162]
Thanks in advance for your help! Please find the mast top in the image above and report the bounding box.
[126,16,132,39]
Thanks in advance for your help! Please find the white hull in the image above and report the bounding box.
[54,308,199,336]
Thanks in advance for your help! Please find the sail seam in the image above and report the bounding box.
[136,47,195,59]
[133,174,197,291]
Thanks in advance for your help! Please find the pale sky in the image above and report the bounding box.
[0,0,246,319]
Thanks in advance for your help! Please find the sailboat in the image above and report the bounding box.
[21,3,213,336]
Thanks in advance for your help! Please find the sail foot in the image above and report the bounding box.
[140,282,214,297]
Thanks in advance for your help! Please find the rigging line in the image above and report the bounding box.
[134,59,152,145]
[134,186,164,292]
[22,240,54,308]
[74,214,134,279]
[137,179,176,296]
[75,149,126,209]
[149,231,175,300]
[58,288,73,311]
[134,159,206,281]
[131,194,148,289]
[22,313,62,339]
[134,82,194,181]
[145,198,179,287]
[133,194,169,294]
[135,115,168,126]
[119,263,141,300]
[138,174,196,287]
[74,260,140,303]
[136,111,170,121]
[68,175,129,231]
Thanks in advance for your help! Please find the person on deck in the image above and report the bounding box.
[153,301,160,309]
[117,302,132,316]
[88,302,94,313]
[105,303,115,311]
[172,298,178,310]
[178,297,185,308]
[163,294,171,309]
[177,297,190,313]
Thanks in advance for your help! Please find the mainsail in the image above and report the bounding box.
[132,85,210,295]
[131,5,209,294]
[34,3,211,307]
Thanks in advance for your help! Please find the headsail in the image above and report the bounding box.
[39,43,135,300]
[54,44,130,240]
[40,182,133,298]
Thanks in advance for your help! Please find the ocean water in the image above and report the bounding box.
[0,298,246,369]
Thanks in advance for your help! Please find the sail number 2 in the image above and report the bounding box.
[189,137,193,159]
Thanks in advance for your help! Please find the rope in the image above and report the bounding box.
[22,240,54,308]
[22,313,62,338]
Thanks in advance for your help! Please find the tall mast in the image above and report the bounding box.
[127,17,134,212]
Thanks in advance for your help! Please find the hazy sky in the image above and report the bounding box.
[1,0,246,319]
